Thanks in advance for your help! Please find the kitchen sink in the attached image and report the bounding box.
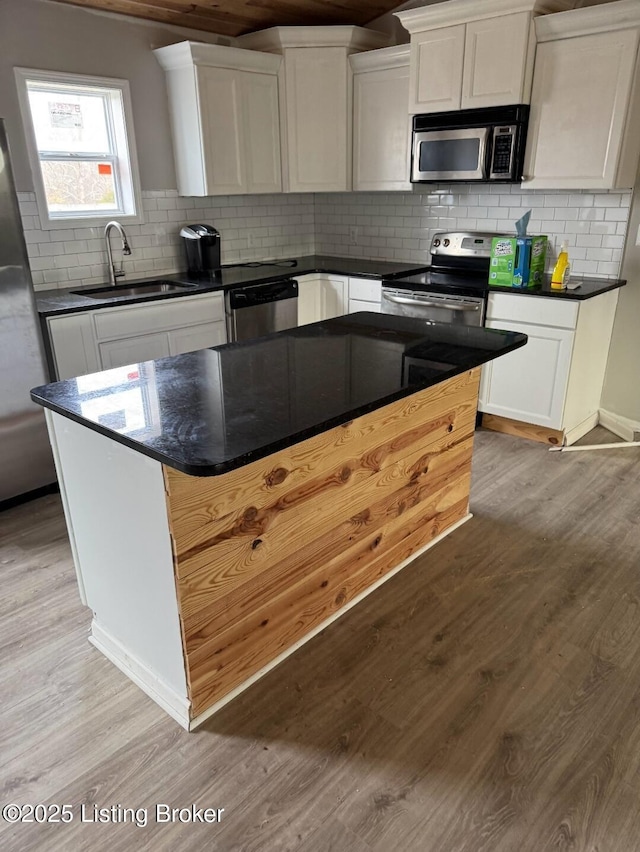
[72,280,198,299]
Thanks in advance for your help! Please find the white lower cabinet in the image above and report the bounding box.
[347,278,382,314]
[46,312,101,380]
[297,274,348,326]
[349,299,381,314]
[297,275,383,324]
[47,292,227,380]
[99,333,171,370]
[168,322,228,356]
[480,319,574,428]
[479,290,619,443]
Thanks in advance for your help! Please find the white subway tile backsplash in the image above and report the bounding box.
[49,230,75,243]
[17,184,632,291]
[315,186,632,277]
[576,235,603,247]
[586,247,614,262]
[24,230,50,244]
[147,210,169,223]
[38,242,67,257]
[605,207,629,221]
[597,261,622,275]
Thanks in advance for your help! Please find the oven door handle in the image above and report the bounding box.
[383,294,481,311]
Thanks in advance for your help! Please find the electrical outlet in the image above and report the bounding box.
[349,226,358,245]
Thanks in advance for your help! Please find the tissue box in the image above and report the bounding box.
[489,236,547,288]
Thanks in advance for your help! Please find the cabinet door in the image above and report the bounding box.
[284,47,350,191]
[98,334,171,370]
[462,13,531,109]
[353,64,411,191]
[408,25,465,113]
[297,276,323,326]
[480,319,574,429]
[525,29,639,189]
[298,275,347,324]
[197,66,246,195]
[168,321,227,356]
[47,313,100,380]
[242,72,282,194]
[320,276,347,319]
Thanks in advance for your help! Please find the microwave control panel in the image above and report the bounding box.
[490,126,516,178]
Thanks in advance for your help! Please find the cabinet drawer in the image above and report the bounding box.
[348,278,382,303]
[487,292,579,329]
[93,293,225,341]
[350,299,381,314]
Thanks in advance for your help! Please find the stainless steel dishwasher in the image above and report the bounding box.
[225,279,298,341]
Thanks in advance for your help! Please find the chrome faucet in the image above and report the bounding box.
[104,220,132,287]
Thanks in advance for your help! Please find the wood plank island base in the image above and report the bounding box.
[33,313,526,729]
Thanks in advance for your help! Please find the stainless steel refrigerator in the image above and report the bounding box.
[0,117,56,503]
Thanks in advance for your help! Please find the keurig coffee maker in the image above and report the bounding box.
[180,224,221,277]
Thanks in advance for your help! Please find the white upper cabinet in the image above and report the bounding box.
[351,46,411,192]
[409,25,465,113]
[525,1,640,189]
[396,0,568,114]
[283,46,351,192]
[154,42,282,196]
[239,26,387,192]
[462,13,533,109]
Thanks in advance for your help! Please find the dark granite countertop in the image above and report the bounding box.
[35,254,626,318]
[35,255,431,318]
[488,274,626,300]
[31,312,527,476]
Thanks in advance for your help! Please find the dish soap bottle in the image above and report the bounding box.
[551,241,570,290]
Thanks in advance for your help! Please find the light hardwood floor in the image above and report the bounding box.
[1,426,640,852]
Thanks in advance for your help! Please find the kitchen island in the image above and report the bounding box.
[32,313,526,729]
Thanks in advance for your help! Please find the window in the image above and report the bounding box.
[15,69,143,229]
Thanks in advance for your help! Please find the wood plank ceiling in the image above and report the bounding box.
[48,0,404,37]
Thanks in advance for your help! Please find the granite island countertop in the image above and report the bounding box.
[31,312,526,476]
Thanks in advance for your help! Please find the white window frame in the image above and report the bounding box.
[14,67,144,230]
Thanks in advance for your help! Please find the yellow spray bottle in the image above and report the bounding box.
[551,241,570,290]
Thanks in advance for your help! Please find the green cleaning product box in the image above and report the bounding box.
[489,236,547,288]
[526,235,548,286]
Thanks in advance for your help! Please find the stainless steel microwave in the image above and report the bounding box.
[411,104,529,183]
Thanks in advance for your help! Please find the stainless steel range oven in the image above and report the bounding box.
[382,231,497,327]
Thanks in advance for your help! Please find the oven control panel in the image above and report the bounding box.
[430,231,503,259]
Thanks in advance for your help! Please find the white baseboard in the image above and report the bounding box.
[189,512,473,731]
[564,412,600,446]
[598,409,640,442]
[89,620,191,730]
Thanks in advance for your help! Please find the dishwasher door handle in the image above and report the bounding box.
[383,294,480,311]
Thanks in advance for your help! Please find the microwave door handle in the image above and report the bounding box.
[383,294,480,311]
[478,126,490,180]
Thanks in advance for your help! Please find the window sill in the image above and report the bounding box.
[37,210,145,231]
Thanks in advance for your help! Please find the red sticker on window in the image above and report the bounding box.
[127,371,139,381]
[98,163,112,175]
